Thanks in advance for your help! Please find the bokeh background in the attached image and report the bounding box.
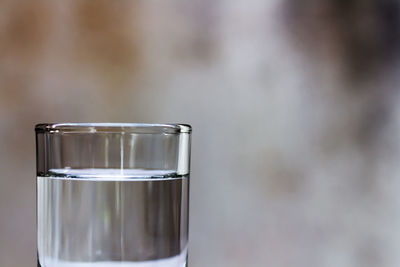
[1,0,400,266]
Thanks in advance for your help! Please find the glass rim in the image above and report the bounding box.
[35,123,192,134]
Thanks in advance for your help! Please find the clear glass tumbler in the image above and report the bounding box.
[36,123,191,267]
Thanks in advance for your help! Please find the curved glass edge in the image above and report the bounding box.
[35,123,192,134]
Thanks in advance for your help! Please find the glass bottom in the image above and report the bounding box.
[37,249,187,267]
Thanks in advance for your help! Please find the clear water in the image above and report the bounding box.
[37,169,189,267]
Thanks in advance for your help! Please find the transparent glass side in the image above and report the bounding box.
[36,125,191,176]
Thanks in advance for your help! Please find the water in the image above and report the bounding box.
[37,169,189,267]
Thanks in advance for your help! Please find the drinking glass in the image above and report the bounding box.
[36,123,191,267]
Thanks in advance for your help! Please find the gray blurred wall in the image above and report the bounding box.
[1,0,400,266]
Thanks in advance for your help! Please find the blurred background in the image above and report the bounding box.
[1,0,400,266]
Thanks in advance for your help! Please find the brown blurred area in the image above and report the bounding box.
[1,1,400,266]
